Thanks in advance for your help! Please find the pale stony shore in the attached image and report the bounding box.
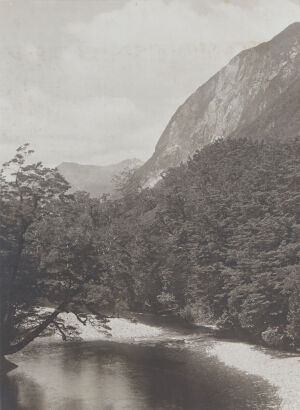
[40,310,164,342]
[207,341,300,410]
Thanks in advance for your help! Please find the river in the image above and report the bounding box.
[1,314,299,410]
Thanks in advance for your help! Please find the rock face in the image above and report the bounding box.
[58,158,142,197]
[137,23,300,186]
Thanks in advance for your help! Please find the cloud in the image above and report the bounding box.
[0,86,159,165]
[63,0,300,98]
[0,0,299,166]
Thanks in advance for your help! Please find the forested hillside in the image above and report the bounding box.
[1,138,299,355]
[101,137,300,350]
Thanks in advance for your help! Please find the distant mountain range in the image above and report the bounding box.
[136,22,300,186]
[58,158,142,197]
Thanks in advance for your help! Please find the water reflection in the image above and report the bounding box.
[2,338,279,410]
[1,374,45,410]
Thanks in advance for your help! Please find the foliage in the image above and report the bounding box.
[103,137,300,349]
[1,137,299,354]
[0,146,114,356]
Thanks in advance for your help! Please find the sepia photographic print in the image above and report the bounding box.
[0,1,300,409]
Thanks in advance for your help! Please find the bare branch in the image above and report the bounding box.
[73,313,87,326]
[52,320,67,341]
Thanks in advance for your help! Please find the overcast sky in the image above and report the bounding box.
[0,0,299,167]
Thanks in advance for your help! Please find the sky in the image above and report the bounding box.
[0,0,300,167]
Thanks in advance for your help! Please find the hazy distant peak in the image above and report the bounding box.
[58,158,142,169]
[118,158,143,167]
[58,158,143,197]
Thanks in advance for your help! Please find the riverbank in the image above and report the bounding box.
[207,341,300,410]
[41,311,165,342]
[6,311,300,410]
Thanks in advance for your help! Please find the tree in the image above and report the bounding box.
[0,145,111,363]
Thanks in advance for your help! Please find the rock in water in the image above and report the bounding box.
[0,356,18,375]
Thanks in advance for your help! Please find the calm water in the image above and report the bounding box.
[1,316,279,410]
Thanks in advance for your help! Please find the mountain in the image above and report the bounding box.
[58,158,143,197]
[136,22,300,186]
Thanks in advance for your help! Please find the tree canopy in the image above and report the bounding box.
[103,137,300,349]
[0,145,114,356]
[1,137,299,355]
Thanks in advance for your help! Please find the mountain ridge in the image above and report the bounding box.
[136,22,300,186]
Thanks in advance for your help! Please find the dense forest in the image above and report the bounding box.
[1,137,300,357]
[109,137,300,350]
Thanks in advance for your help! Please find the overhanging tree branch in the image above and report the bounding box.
[6,301,67,355]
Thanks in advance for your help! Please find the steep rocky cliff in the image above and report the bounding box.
[137,23,300,186]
